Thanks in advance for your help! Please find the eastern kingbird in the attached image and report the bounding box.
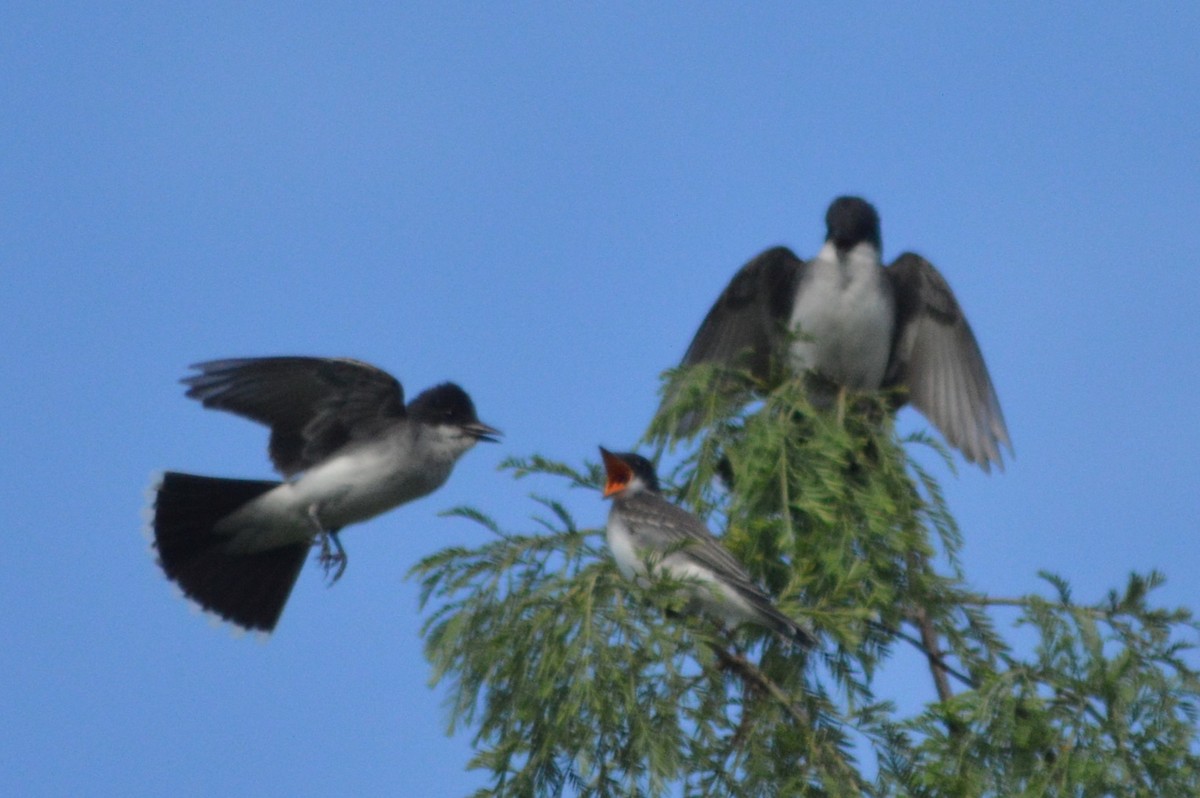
[600,448,815,647]
[146,356,500,633]
[660,196,1011,471]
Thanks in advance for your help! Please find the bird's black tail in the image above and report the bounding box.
[147,471,308,633]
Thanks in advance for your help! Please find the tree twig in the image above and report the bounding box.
[706,641,810,726]
[913,605,954,701]
[866,619,978,691]
[705,641,865,789]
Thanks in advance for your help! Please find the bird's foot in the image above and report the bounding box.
[315,531,348,585]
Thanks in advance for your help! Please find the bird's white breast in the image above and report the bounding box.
[788,242,895,389]
[605,506,643,581]
[292,429,457,528]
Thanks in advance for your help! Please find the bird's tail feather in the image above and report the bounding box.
[757,601,817,648]
[147,471,308,633]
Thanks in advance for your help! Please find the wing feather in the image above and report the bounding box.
[183,356,407,476]
[659,247,804,435]
[885,254,1011,471]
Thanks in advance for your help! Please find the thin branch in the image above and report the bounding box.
[705,641,865,790]
[959,594,1033,608]
[913,605,954,701]
[867,620,978,690]
[960,594,1143,623]
[706,641,809,726]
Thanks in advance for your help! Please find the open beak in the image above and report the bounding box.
[464,421,502,443]
[599,447,632,498]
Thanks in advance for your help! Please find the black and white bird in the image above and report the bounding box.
[146,356,500,633]
[600,448,815,647]
[659,196,1011,471]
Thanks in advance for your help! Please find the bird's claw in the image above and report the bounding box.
[315,531,348,585]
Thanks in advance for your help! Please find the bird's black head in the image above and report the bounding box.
[408,383,501,442]
[599,448,661,495]
[615,452,660,493]
[825,196,882,252]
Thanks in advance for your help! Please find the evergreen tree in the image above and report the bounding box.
[412,368,1200,796]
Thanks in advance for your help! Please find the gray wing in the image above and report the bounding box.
[619,493,814,645]
[621,493,759,585]
[183,356,407,477]
[659,247,804,435]
[884,253,1012,472]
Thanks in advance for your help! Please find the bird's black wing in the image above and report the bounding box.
[183,356,407,476]
[679,246,804,376]
[884,253,1012,471]
[659,247,804,435]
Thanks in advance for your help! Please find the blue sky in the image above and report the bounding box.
[3,4,1198,796]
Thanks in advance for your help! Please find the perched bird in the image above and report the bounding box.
[146,356,500,633]
[599,448,814,647]
[660,196,1011,471]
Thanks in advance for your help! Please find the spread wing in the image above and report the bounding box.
[679,246,804,376]
[182,356,407,477]
[884,253,1012,472]
[659,246,803,435]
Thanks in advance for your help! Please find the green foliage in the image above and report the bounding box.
[411,368,1200,796]
[904,572,1200,796]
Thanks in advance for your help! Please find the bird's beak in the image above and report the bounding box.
[464,421,502,443]
[599,447,632,498]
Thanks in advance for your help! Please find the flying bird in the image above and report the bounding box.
[659,196,1011,471]
[146,356,500,633]
[599,447,815,647]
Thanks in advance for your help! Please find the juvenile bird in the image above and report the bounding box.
[600,448,814,647]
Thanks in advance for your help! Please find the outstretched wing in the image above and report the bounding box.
[183,356,407,477]
[659,246,804,435]
[884,253,1012,471]
[679,246,803,375]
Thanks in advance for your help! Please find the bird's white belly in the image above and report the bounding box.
[293,444,449,528]
[788,256,893,389]
[659,554,759,627]
[606,509,759,629]
[217,438,452,552]
[605,508,643,581]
